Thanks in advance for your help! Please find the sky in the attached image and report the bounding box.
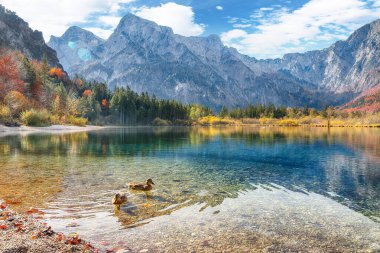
[1,0,380,59]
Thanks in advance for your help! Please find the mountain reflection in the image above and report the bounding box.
[0,126,379,220]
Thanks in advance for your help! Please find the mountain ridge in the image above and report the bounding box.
[49,13,380,109]
[0,5,61,67]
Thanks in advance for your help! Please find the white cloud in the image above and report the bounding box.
[370,0,380,6]
[233,24,252,28]
[221,0,380,59]
[220,29,248,52]
[86,28,113,40]
[1,0,135,40]
[134,2,205,36]
[98,15,122,28]
[216,6,223,11]
[260,7,274,11]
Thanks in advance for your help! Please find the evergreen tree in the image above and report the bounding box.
[219,106,228,118]
[22,56,36,86]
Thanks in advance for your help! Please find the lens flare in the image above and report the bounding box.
[78,48,92,62]
[68,41,76,49]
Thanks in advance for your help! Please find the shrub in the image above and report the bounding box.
[259,117,276,125]
[49,114,62,125]
[0,104,11,123]
[278,119,299,126]
[152,117,172,126]
[173,119,192,126]
[197,116,234,125]
[67,115,88,127]
[20,109,50,126]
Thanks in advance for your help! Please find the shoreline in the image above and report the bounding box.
[0,203,98,253]
[192,123,380,127]
[0,122,379,137]
[0,125,106,137]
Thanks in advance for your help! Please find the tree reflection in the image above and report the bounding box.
[0,126,379,220]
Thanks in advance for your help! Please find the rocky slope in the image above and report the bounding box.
[341,83,380,113]
[49,13,380,109]
[272,19,380,94]
[0,5,61,67]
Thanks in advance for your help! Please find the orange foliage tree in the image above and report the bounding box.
[49,67,65,79]
[101,99,108,107]
[101,98,109,116]
[0,54,24,101]
[82,89,92,97]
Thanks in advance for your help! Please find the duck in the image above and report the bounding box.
[128,178,155,191]
[112,193,127,205]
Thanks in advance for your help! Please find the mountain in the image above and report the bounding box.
[275,19,380,94]
[49,26,104,74]
[49,13,380,109]
[341,83,380,113]
[0,5,60,67]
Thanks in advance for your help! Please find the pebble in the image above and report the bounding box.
[202,240,210,247]
[116,249,131,253]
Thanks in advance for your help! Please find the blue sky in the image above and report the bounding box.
[2,0,380,59]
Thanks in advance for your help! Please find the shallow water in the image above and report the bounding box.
[0,126,380,252]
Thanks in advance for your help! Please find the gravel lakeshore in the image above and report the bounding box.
[0,203,103,253]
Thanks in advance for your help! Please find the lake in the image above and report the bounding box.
[0,126,379,252]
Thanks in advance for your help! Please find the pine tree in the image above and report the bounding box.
[219,106,229,118]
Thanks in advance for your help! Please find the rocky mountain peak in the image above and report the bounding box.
[115,12,173,36]
[0,4,61,67]
[59,26,103,42]
[48,26,104,75]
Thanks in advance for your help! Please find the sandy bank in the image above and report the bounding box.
[0,125,105,137]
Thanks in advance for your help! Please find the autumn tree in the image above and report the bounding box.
[0,54,24,101]
[82,89,92,97]
[101,98,109,116]
[49,67,65,79]
[4,90,28,116]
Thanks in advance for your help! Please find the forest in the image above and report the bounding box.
[0,48,379,127]
[0,49,215,126]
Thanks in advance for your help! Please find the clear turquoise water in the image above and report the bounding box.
[0,126,379,252]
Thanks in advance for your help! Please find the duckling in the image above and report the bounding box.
[128,178,155,191]
[112,193,127,205]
